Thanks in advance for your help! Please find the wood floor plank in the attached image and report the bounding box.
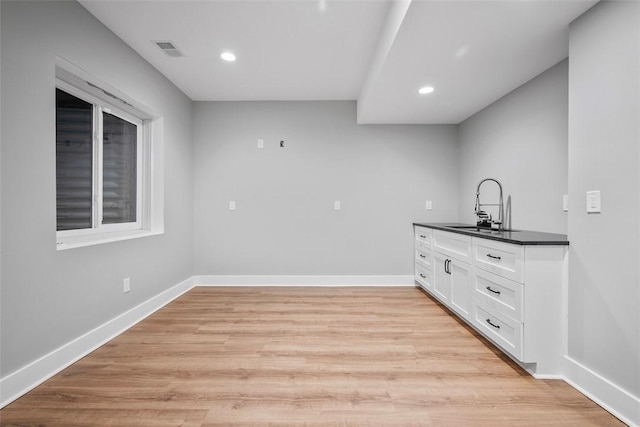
[1,287,623,426]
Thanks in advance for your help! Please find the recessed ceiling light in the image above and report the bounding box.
[221,52,236,62]
[418,86,434,95]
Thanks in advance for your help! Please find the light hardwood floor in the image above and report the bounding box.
[1,287,624,426]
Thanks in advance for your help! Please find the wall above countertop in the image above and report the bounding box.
[457,60,569,235]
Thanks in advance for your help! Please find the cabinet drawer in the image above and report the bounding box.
[415,245,432,268]
[415,262,433,291]
[473,268,523,322]
[472,299,523,361]
[472,238,524,283]
[433,230,472,262]
[415,226,432,249]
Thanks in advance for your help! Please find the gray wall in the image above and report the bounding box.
[193,101,458,275]
[568,0,640,397]
[0,1,194,376]
[458,60,568,234]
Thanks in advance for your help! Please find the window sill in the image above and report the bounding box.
[56,229,163,251]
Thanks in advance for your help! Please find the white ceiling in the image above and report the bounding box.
[79,0,598,124]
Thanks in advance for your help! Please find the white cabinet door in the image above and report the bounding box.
[432,251,451,303]
[450,260,472,321]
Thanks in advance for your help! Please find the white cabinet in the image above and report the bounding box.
[433,230,472,263]
[414,225,567,377]
[432,251,473,321]
[472,300,523,359]
[415,226,432,248]
[424,230,473,322]
[414,227,433,291]
[432,251,451,302]
[472,238,524,283]
[472,267,523,322]
[450,260,472,320]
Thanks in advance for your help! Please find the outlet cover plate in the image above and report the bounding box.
[586,190,601,213]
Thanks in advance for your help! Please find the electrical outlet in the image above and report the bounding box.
[563,195,568,212]
[334,201,341,211]
[257,139,264,149]
[123,277,130,294]
[586,190,601,213]
[229,201,236,211]
[425,200,432,210]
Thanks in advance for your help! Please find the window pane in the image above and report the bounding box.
[56,88,93,231]
[102,112,137,224]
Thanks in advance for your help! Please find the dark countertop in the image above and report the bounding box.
[413,223,569,246]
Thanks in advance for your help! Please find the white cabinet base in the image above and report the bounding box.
[415,226,568,378]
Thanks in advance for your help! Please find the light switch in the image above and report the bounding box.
[586,191,601,213]
[425,200,432,210]
[229,200,236,211]
[563,195,568,212]
[257,139,264,149]
[334,201,341,211]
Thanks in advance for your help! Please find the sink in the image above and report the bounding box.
[445,225,520,233]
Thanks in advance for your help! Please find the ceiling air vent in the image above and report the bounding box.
[155,41,183,57]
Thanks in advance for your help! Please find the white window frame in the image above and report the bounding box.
[96,106,144,233]
[55,59,163,250]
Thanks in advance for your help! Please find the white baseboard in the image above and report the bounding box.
[194,275,415,287]
[0,277,195,409]
[564,355,639,427]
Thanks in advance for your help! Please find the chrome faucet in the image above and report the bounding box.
[474,178,504,231]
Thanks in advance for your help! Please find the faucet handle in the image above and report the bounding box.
[477,210,491,220]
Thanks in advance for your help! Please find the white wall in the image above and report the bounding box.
[193,101,458,275]
[567,0,640,415]
[458,60,568,234]
[0,1,193,376]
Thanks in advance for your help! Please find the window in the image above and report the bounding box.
[55,60,163,250]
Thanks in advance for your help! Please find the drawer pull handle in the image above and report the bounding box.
[419,274,426,279]
[420,235,427,239]
[419,254,426,258]
[486,318,501,330]
[486,286,501,295]
[486,253,502,260]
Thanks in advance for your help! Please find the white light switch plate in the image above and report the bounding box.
[563,195,568,212]
[123,277,130,294]
[257,139,264,149]
[425,200,432,210]
[586,191,601,213]
[229,201,236,211]
[334,201,341,211]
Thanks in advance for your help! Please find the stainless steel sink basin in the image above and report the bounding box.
[445,225,520,232]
